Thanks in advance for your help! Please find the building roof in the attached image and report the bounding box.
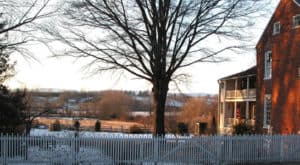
[218,66,256,81]
[257,1,300,47]
[256,2,280,47]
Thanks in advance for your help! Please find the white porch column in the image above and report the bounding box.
[219,81,226,133]
[246,77,250,120]
[246,101,249,120]
[246,76,250,98]
[234,79,237,120]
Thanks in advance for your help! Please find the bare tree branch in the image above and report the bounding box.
[44,0,270,136]
[0,0,57,59]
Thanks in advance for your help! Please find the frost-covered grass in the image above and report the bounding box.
[26,145,111,164]
[30,128,193,138]
[0,129,192,164]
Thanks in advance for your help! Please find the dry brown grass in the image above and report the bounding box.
[35,117,145,131]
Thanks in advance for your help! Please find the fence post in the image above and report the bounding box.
[229,136,233,164]
[216,136,223,165]
[139,141,143,164]
[0,135,2,165]
[71,138,75,164]
[69,135,79,164]
[3,135,7,165]
[280,135,284,162]
[153,138,159,164]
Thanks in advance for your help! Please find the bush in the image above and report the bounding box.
[177,122,189,135]
[0,86,26,134]
[95,120,101,132]
[169,124,178,135]
[129,125,144,134]
[233,122,254,135]
[49,120,61,131]
[73,120,80,131]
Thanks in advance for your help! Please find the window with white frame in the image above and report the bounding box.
[264,51,272,79]
[293,14,300,28]
[263,94,271,128]
[273,22,280,35]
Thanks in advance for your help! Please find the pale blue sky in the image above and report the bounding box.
[6,0,280,94]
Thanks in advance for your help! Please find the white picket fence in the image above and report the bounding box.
[1,134,300,165]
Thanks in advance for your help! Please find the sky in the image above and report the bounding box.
[6,0,280,94]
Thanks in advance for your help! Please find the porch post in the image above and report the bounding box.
[220,81,226,131]
[246,102,249,120]
[246,76,250,120]
[246,76,250,97]
[234,79,237,124]
[234,102,237,125]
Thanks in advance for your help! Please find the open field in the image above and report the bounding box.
[35,117,149,132]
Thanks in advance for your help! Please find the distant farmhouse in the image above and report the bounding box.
[218,0,300,134]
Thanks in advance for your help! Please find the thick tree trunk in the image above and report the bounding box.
[25,121,32,135]
[152,79,169,137]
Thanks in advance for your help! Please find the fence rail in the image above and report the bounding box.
[1,134,300,164]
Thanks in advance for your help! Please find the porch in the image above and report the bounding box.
[223,75,256,100]
[220,101,256,134]
[218,70,256,134]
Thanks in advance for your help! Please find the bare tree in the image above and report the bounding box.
[0,0,55,83]
[0,0,55,134]
[0,0,55,56]
[23,92,57,135]
[46,0,269,136]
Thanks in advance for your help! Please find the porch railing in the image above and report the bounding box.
[225,89,256,99]
[224,118,255,127]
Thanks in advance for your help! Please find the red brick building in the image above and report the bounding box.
[256,0,300,134]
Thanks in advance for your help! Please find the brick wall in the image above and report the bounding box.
[256,0,300,134]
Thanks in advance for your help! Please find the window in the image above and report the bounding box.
[263,94,271,128]
[237,78,247,90]
[293,15,300,28]
[273,22,280,35]
[249,76,256,88]
[264,51,272,79]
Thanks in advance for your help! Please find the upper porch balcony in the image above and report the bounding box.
[219,72,256,100]
[226,89,256,99]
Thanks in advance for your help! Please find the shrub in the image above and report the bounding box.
[129,125,144,134]
[73,120,80,131]
[169,124,178,135]
[49,120,61,131]
[233,122,254,135]
[177,122,189,135]
[95,120,101,132]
